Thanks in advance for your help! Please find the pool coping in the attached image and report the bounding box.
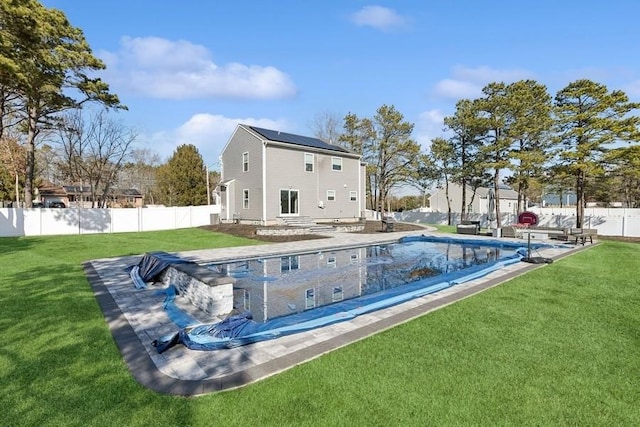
[83,231,593,396]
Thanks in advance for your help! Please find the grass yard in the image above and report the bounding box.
[1,228,639,426]
[426,223,457,234]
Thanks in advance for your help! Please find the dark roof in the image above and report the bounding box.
[38,184,67,196]
[248,126,352,154]
[62,185,92,194]
[118,188,143,197]
[58,185,142,197]
[476,186,518,199]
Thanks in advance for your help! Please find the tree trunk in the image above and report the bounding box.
[14,173,20,206]
[444,178,452,226]
[576,172,585,228]
[517,181,524,214]
[24,106,38,208]
[461,179,467,220]
[494,170,501,229]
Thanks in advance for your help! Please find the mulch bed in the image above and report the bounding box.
[200,221,640,244]
[199,221,427,243]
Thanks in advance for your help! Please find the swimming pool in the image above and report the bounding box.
[151,235,541,353]
[206,235,520,322]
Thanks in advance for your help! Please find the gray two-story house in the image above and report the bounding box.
[218,124,366,225]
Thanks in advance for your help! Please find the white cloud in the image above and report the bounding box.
[350,6,409,31]
[143,114,289,166]
[434,79,483,100]
[434,65,536,99]
[99,36,297,100]
[415,109,446,149]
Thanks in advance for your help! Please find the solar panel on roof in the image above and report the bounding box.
[249,126,350,153]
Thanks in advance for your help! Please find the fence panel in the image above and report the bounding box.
[110,208,140,233]
[0,205,220,237]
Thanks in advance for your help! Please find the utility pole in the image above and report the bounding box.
[206,165,211,205]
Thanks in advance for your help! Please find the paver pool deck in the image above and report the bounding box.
[83,229,591,396]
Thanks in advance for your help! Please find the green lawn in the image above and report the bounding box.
[426,223,457,233]
[1,229,639,426]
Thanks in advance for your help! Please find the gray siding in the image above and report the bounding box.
[429,184,519,215]
[251,248,366,321]
[220,124,364,224]
[220,127,264,222]
[264,145,362,222]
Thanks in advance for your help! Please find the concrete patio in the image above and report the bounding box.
[83,230,589,396]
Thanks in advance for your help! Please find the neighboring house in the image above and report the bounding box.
[36,184,144,208]
[542,190,577,207]
[104,188,144,208]
[218,124,366,225]
[429,184,519,215]
[36,183,69,207]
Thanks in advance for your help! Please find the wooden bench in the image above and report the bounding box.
[570,228,597,245]
[501,225,568,240]
[528,226,570,240]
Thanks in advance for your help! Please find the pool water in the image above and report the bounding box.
[153,235,537,352]
[205,236,521,323]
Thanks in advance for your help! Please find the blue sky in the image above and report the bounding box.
[43,1,640,188]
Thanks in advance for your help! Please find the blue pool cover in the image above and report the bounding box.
[129,251,190,289]
[149,235,551,353]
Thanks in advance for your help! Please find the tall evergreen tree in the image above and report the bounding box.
[430,137,457,225]
[507,80,553,213]
[443,98,486,219]
[340,105,420,217]
[156,144,207,206]
[0,0,124,206]
[476,82,513,228]
[554,79,640,227]
[603,145,640,208]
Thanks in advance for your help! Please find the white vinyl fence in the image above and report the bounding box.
[0,205,221,237]
[395,207,640,238]
[3,205,638,238]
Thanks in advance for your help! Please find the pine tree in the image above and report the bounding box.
[157,144,207,206]
[0,0,124,206]
[554,79,640,227]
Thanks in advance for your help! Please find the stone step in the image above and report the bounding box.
[308,225,336,233]
[279,216,317,227]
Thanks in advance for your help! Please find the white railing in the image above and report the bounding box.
[0,205,221,237]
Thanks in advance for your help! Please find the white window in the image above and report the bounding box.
[349,191,357,202]
[305,288,316,309]
[243,189,249,209]
[327,256,336,267]
[280,256,299,272]
[304,153,314,172]
[243,289,250,310]
[332,286,343,302]
[331,157,342,171]
[327,190,335,201]
[242,152,249,172]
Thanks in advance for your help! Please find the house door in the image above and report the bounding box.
[280,189,299,216]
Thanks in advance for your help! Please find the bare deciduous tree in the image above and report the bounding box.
[119,148,162,205]
[57,108,137,207]
[309,111,343,145]
[0,137,26,205]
